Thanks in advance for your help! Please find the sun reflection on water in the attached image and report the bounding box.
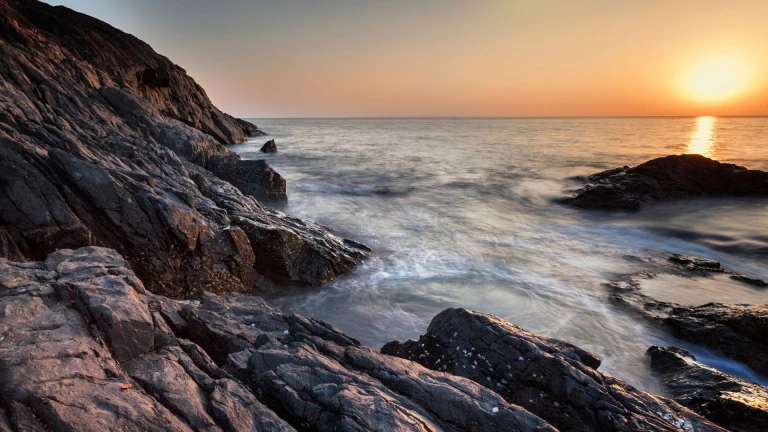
[686,116,716,158]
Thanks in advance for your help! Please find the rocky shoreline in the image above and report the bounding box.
[0,247,725,431]
[1,0,767,431]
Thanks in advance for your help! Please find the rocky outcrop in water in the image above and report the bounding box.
[648,346,768,432]
[0,0,368,297]
[381,308,724,432]
[667,254,767,287]
[260,139,278,153]
[559,154,768,210]
[0,247,560,432]
[608,271,768,377]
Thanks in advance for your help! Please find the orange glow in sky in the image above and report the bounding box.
[685,57,751,103]
[47,0,768,117]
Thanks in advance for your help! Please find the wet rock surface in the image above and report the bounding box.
[559,154,768,210]
[0,247,559,432]
[381,308,724,432]
[260,139,278,153]
[648,346,768,432]
[666,253,767,287]
[607,255,768,377]
[0,0,368,296]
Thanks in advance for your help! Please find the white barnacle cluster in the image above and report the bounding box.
[657,412,694,431]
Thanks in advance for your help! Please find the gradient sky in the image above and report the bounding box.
[45,0,768,118]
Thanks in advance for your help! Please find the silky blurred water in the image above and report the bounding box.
[230,117,768,392]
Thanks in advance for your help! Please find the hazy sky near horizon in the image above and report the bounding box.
[46,0,768,118]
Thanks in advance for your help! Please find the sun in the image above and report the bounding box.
[685,57,749,102]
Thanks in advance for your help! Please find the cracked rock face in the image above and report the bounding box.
[0,247,559,431]
[559,154,768,210]
[0,0,369,297]
[0,247,293,431]
[381,308,725,432]
[648,346,768,432]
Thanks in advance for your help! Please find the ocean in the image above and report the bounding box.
[229,116,768,393]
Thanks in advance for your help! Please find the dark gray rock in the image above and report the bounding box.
[668,254,721,271]
[608,270,768,377]
[206,155,286,202]
[559,154,768,210]
[0,0,368,296]
[382,308,724,432]
[648,346,768,432]
[260,139,278,153]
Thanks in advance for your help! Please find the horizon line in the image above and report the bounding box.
[242,114,768,120]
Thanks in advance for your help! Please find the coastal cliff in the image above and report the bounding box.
[0,0,369,298]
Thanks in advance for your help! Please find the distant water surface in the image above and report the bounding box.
[230,117,768,392]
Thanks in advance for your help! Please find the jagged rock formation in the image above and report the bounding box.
[0,0,369,297]
[608,271,768,377]
[648,346,768,432]
[0,247,293,432]
[381,308,724,432]
[0,247,559,432]
[667,254,767,287]
[559,154,768,210]
[260,139,278,153]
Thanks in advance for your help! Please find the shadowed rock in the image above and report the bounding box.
[667,253,767,287]
[608,267,768,377]
[559,154,768,210]
[207,155,287,202]
[381,308,725,432]
[648,346,768,432]
[0,0,368,296]
[260,139,278,153]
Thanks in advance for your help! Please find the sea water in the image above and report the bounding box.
[229,116,768,392]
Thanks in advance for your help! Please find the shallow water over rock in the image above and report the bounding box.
[231,117,768,392]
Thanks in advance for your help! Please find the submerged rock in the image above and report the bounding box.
[559,154,768,210]
[667,253,766,286]
[668,253,722,271]
[381,308,724,431]
[260,139,278,153]
[608,270,768,377]
[0,247,557,432]
[648,346,768,432]
[0,0,368,296]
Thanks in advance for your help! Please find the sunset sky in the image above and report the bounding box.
[47,0,768,118]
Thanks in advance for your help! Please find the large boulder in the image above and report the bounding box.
[0,0,368,297]
[381,308,725,432]
[559,154,768,210]
[206,154,286,202]
[648,346,768,432]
